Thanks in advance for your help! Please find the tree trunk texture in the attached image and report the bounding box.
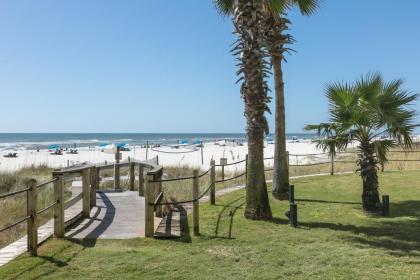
[358,141,381,212]
[271,56,289,200]
[233,0,272,220]
[245,126,272,219]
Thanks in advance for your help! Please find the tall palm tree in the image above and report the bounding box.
[307,73,418,212]
[229,0,272,219]
[214,0,320,200]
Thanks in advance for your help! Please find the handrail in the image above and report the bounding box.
[0,187,30,200]
[37,200,59,215]
[0,216,30,233]
[37,177,59,189]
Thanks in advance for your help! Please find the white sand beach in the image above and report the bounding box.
[0,140,327,172]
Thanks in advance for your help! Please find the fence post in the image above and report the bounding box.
[145,174,155,237]
[138,164,144,196]
[54,174,65,238]
[90,166,97,207]
[288,184,295,203]
[114,163,120,190]
[210,160,216,205]
[382,195,390,216]
[330,153,335,175]
[82,169,91,218]
[381,162,385,172]
[290,203,298,227]
[114,147,121,190]
[155,171,163,218]
[193,169,200,236]
[129,162,135,191]
[201,142,204,165]
[146,141,149,160]
[26,179,38,256]
[156,155,159,165]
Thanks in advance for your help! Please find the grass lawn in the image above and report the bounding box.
[1,171,420,279]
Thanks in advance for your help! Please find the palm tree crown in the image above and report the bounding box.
[307,73,418,211]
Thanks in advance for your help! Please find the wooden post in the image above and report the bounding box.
[90,166,97,207]
[146,141,149,160]
[138,164,144,196]
[288,184,295,203]
[290,203,298,227]
[210,160,216,205]
[330,153,335,175]
[201,142,204,165]
[381,162,385,172]
[145,174,155,237]
[155,172,163,218]
[54,175,65,238]
[382,195,390,216]
[26,179,38,256]
[193,169,199,236]
[82,169,90,218]
[156,155,159,165]
[129,162,135,191]
[114,146,121,190]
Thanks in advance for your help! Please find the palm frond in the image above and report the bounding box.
[213,0,235,16]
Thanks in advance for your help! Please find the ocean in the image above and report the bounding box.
[0,133,317,151]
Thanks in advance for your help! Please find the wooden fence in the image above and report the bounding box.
[0,157,160,256]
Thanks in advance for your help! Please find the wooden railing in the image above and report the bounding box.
[0,157,160,255]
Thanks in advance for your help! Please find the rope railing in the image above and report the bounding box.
[150,147,199,154]
[216,172,246,183]
[151,183,213,207]
[215,158,247,167]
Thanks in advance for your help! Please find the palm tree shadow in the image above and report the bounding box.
[300,200,420,257]
[212,196,245,239]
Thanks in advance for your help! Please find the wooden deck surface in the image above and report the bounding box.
[66,191,160,239]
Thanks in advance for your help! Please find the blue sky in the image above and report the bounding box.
[0,0,419,133]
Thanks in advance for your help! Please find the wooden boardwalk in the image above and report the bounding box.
[66,191,160,239]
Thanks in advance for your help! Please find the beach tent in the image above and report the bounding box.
[179,140,188,145]
[48,145,59,150]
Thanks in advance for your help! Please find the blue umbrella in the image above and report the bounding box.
[116,143,126,148]
[48,145,59,150]
[99,143,109,147]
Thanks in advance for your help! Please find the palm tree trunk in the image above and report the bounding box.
[232,0,272,220]
[245,125,272,219]
[271,56,289,200]
[358,141,381,211]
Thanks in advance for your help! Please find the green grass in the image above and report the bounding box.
[1,171,420,279]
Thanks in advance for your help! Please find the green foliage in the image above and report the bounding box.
[307,73,418,162]
[2,172,420,279]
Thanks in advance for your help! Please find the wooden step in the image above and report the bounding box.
[154,209,186,238]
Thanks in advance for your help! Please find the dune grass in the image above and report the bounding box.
[1,171,420,279]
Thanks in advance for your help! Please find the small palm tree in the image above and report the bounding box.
[214,0,320,200]
[304,123,348,175]
[307,73,418,212]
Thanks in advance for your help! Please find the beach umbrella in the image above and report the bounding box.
[99,143,109,147]
[48,145,59,150]
[116,143,126,148]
